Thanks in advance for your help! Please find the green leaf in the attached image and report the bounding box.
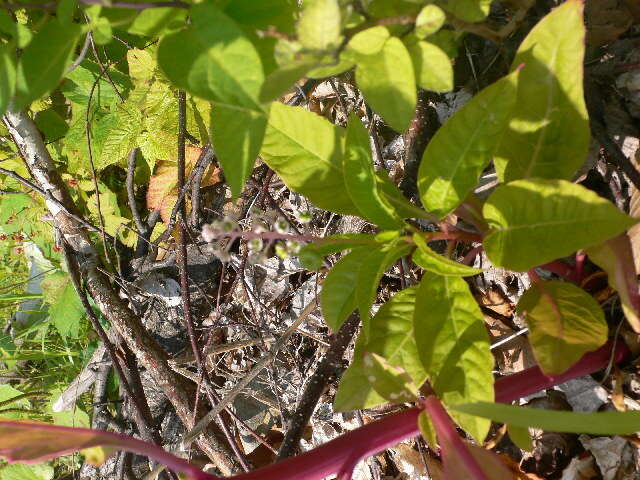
[210,103,268,197]
[0,385,30,419]
[0,44,16,118]
[1,463,54,480]
[334,286,426,410]
[415,4,446,37]
[376,171,435,220]
[14,19,81,109]
[343,113,403,229]
[483,179,637,272]
[412,234,483,276]
[259,59,317,103]
[298,233,378,270]
[414,274,493,442]
[494,0,589,182]
[260,102,360,215]
[362,352,419,403]
[357,240,412,330]
[517,280,608,375]
[355,36,416,132]
[56,0,77,25]
[418,410,437,449]
[436,0,492,22]
[451,402,640,436]
[346,26,390,57]
[406,38,453,93]
[508,425,532,451]
[297,0,342,51]
[224,0,297,34]
[417,71,518,218]
[48,281,84,339]
[157,4,264,111]
[587,235,640,333]
[321,247,372,331]
[128,8,186,37]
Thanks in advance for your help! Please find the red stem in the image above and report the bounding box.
[423,396,490,480]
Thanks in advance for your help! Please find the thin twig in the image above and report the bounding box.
[127,148,146,234]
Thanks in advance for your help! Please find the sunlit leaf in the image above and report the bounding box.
[296,0,342,51]
[412,234,483,276]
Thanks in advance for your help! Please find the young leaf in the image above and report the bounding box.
[48,281,84,340]
[0,44,15,116]
[405,37,453,93]
[299,233,378,270]
[296,0,342,52]
[508,425,532,451]
[321,247,372,331]
[587,235,640,333]
[414,274,493,442]
[334,287,426,411]
[362,352,419,404]
[355,37,417,132]
[517,280,608,375]
[494,0,590,182]
[14,19,81,110]
[417,70,518,218]
[157,4,264,110]
[412,234,483,276]
[210,103,268,197]
[418,411,437,449]
[260,102,360,215]
[483,179,637,272]
[415,5,446,38]
[343,113,403,229]
[346,26,390,57]
[450,402,640,436]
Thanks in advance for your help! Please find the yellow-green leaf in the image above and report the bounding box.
[0,43,15,116]
[260,102,360,215]
[417,70,518,218]
[412,234,483,276]
[334,287,425,411]
[414,274,493,442]
[483,179,637,272]
[508,425,532,451]
[517,280,608,375]
[415,4,446,37]
[494,0,590,182]
[362,352,419,404]
[296,0,342,51]
[418,410,437,449]
[355,36,416,132]
[406,38,453,93]
[437,0,492,22]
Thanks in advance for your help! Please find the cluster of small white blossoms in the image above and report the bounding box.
[201,208,311,264]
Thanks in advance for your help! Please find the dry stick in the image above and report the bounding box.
[64,245,161,446]
[127,148,147,234]
[176,92,249,472]
[190,144,214,228]
[277,312,360,460]
[2,108,236,474]
[182,299,319,448]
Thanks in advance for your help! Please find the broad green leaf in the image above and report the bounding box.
[224,0,297,34]
[418,411,437,449]
[62,61,131,107]
[376,172,436,220]
[307,54,354,78]
[417,71,518,218]
[260,102,360,215]
[346,26,389,57]
[334,286,426,410]
[494,0,589,182]
[451,402,640,435]
[128,8,186,36]
[357,240,412,331]
[406,38,453,93]
[91,18,112,45]
[343,113,403,229]
[355,36,416,132]
[297,0,342,52]
[587,235,640,333]
[210,103,268,197]
[56,0,77,24]
[14,19,81,109]
[1,463,54,480]
[517,280,608,375]
[0,44,15,116]
[414,274,493,442]
[157,4,264,111]
[412,234,483,276]
[483,179,637,272]
[415,4,446,37]
[508,425,532,451]
[436,0,492,22]
[299,233,378,270]
[0,12,32,48]
[363,352,419,403]
[48,277,84,339]
[321,247,371,331]
[259,59,317,103]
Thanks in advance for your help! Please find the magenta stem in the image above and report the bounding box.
[423,396,490,480]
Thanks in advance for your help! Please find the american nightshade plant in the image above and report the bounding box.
[1,0,640,479]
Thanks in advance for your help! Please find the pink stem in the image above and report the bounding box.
[572,251,586,283]
[423,396,490,480]
[536,260,575,282]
